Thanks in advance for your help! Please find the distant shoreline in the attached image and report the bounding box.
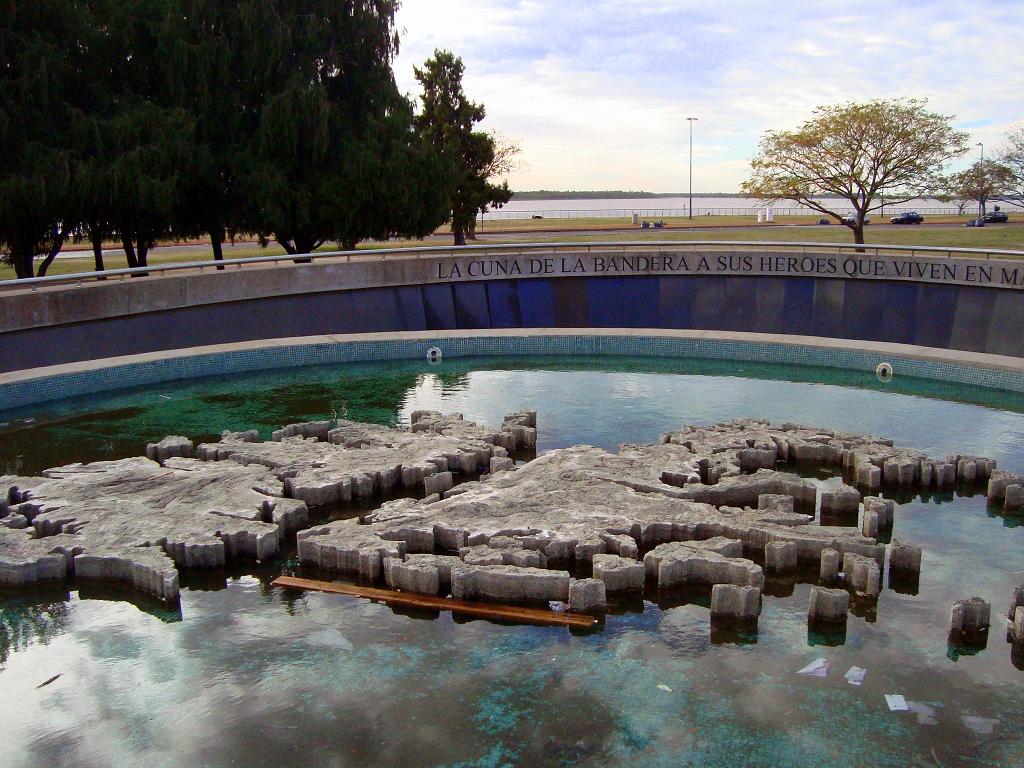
[510,191,738,200]
[510,190,951,202]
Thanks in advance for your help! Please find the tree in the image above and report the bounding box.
[741,99,969,244]
[469,133,522,239]
[239,0,449,256]
[414,51,512,246]
[94,0,194,269]
[1,0,454,277]
[158,0,242,264]
[941,159,1014,219]
[999,123,1024,209]
[0,1,77,278]
[934,193,972,216]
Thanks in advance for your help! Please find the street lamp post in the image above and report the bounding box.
[977,142,985,225]
[687,117,698,219]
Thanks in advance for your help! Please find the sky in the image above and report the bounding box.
[392,0,1024,193]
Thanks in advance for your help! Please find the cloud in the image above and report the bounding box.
[394,0,1024,191]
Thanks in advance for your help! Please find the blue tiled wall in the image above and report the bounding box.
[2,333,1022,411]
[2,273,1024,389]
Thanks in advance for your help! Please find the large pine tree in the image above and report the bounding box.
[237,0,449,254]
[0,1,77,278]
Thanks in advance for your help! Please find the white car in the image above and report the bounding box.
[840,214,870,225]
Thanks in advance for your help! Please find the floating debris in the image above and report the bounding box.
[844,666,866,686]
[35,674,62,689]
[797,658,830,677]
[885,694,910,712]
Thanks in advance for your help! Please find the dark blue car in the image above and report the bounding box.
[890,211,924,224]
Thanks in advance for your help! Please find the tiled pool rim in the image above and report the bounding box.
[2,328,1023,411]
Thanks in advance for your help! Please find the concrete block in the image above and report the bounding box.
[384,555,440,595]
[863,496,895,528]
[489,456,515,474]
[710,584,761,621]
[1007,584,1024,621]
[1005,484,1024,513]
[856,463,882,490]
[568,578,606,614]
[450,564,571,603]
[758,494,794,514]
[861,509,880,538]
[819,548,840,582]
[764,541,798,574]
[935,462,957,488]
[423,471,454,497]
[950,597,991,632]
[888,538,922,576]
[598,533,639,560]
[644,541,763,589]
[592,553,645,593]
[987,471,1024,501]
[145,436,193,463]
[820,486,860,514]
[843,552,881,597]
[808,586,849,625]
[272,421,332,442]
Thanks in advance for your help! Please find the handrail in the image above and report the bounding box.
[3,240,1023,291]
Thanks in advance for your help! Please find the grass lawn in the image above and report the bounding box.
[485,223,1024,251]
[3,222,1023,280]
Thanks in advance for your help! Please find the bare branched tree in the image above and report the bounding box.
[998,123,1024,209]
[741,98,969,244]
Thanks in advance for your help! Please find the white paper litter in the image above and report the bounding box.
[907,701,939,725]
[885,694,909,712]
[962,716,998,735]
[797,658,830,677]
[657,684,672,692]
[844,666,866,686]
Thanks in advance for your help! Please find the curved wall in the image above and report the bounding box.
[2,246,1023,373]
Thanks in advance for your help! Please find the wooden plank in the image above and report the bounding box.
[271,575,598,628]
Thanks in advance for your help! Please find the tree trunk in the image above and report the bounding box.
[467,219,478,241]
[453,227,467,246]
[10,241,34,279]
[210,224,225,270]
[35,233,65,278]
[90,224,106,274]
[122,236,139,269]
[137,241,149,267]
[291,236,315,263]
[853,223,866,252]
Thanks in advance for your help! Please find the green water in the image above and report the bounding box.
[1,356,1023,767]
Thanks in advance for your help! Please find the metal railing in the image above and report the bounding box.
[2,240,1022,292]
[479,206,966,220]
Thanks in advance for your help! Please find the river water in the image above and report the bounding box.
[489,196,960,220]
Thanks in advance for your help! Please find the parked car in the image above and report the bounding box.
[816,218,831,225]
[840,214,870,225]
[983,211,1009,223]
[890,211,924,225]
